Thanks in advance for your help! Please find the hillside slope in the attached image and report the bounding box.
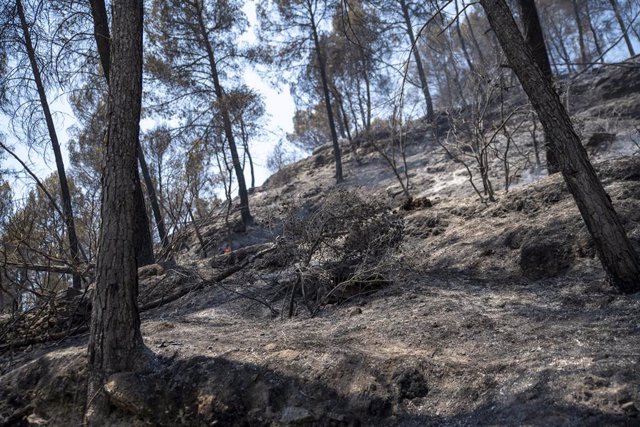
[1,62,640,426]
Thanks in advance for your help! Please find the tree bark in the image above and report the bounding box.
[17,0,84,289]
[85,0,150,423]
[571,0,588,67]
[516,0,559,174]
[584,0,604,61]
[399,0,434,122]
[138,145,168,248]
[194,2,253,227]
[607,0,636,57]
[89,0,158,265]
[480,0,640,294]
[309,2,343,183]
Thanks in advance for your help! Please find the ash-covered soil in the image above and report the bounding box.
[1,62,640,426]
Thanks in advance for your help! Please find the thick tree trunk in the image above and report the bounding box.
[607,0,636,57]
[516,0,559,174]
[17,0,84,289]
[310,8,343,183]
[85,0,149,422]
[195,3,253,227]
[89,0,158,264]
[399,0,434,122]
[85,0,149,423]
[480,0,640,293]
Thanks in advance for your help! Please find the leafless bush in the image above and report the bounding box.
[269,190,404,317]
[440,68,532,202]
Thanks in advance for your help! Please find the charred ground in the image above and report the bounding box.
[1,61,640,426]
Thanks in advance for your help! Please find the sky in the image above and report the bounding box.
[1,0,639,202]
[1,0,297,202]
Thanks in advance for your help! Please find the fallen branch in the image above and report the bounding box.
[0,244,276,353]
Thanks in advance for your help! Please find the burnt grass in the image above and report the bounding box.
[2,64,640,425]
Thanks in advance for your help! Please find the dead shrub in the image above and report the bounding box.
[272,190,404,317]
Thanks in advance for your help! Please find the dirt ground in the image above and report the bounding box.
[1,62,640,426]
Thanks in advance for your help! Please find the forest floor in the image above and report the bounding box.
[1,61,640,426]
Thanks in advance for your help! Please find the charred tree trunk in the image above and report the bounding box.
[516,0,559,174]
[309,4,343,183]
[607,0,636,57]
[138,146,168,248]
[584,0,604,61]
[89,0,159,264]
[480,0,640,293]
[399,0,434,122]
[571,0,588,67]
[195,2,253,227]
[17,0,84,289]
[85,0,150,423]
[239,120,256,189]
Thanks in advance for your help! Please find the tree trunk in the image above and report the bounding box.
[399,0,434,122]
[309,5,343,183]
[138,145,168,248]
[89,0,157,265]
[571,0,588,67]
[480,0,640,293]
[17,0,84,290]
[455,0,476,76]
[195,3,253,227]
[584,0,604,61]
[607,0,636,57]
[85,0,150,423]
[239,120,256,189]
[363,69,372,130]
[463,2,486,66]
[516,0,559,174]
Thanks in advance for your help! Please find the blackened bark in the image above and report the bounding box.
[194,2,253,227]
[89,0,161,261]
[17,0,84,289]
[571,0,588,67]
[584,0,604,60]
[89,0,110,83]
[85,0,149,423]
[516,0,559,174]
[480,0,640,293]
[309,3,343,183]
[138,150,168,248]
[399,0,434,122]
